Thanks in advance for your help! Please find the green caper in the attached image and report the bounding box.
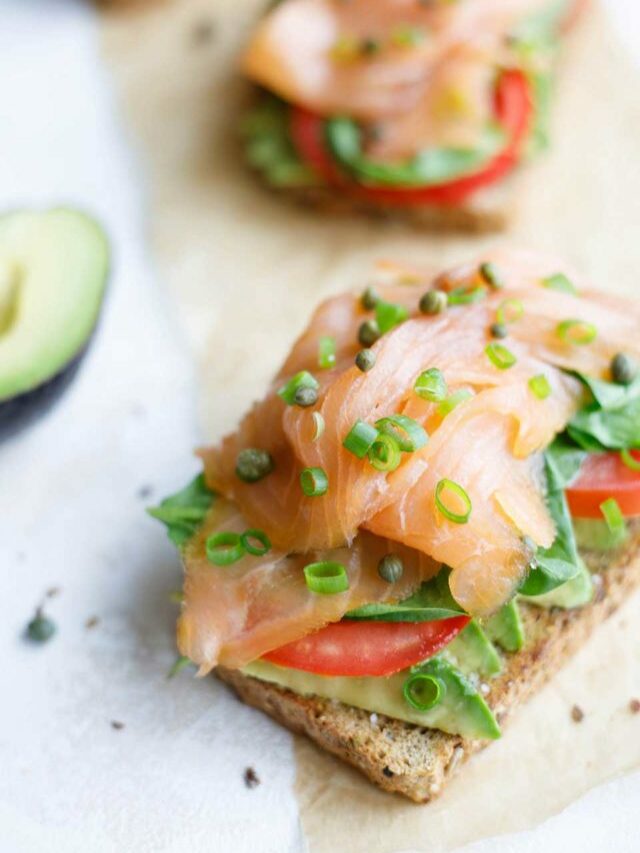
[479,262,504,289]
[235,448,274,483]
[377,554,404,584]
[419,290,447,315]
[26,613,56,643]
[355,348,376,372]
[358,319,381,347]
[360,286,379,310]
[294,385,318,407]
[360,37,381,56]
[611,352,638,386]
[490,322,508,339]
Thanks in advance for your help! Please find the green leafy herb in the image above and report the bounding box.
[147,474,215,547]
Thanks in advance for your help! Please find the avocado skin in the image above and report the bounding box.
[0,342,89,441]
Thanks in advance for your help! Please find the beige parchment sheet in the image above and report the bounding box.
[101,2,640,851]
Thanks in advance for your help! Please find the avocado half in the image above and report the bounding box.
[0,209,109,439]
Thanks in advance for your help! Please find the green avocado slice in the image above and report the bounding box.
[0,209,109,403]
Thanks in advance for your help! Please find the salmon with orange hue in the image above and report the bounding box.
[177,496,439,674]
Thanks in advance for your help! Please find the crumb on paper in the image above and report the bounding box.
[244,767,260,789]
[85,616,100,630]
[429,782,440,797]
[137,485,153,500]
[448,746,465,775]
[111,720,125,731]
[46,587,61,599]
[571,705,585,723]
[629,698,640,714]
[191,18,216,47]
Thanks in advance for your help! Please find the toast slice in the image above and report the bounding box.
[218,523,640,802]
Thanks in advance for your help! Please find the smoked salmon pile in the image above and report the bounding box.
[241,0,585,214]
[171,249,640,674]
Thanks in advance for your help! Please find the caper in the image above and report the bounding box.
[235,448,274,483]
[358,319,381,347]
[355,348,376,372]
[419,290,447,315]
[360,286,379,310]
[294,385,318,407]
[377,554,404,584]
[611,352,638,386]
[479,261,504,289]
[490,322,508,339]
[26,613,56,643]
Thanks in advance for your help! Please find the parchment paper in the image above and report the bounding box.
[100,3,640,850]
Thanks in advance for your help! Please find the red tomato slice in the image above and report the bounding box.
[288,69,532,206]
[566,451,640,519]
[262,615,470,677]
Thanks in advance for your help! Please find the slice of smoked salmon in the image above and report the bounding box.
[178,496,440,673]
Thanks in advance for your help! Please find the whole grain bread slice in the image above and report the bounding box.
[218,525,640,802]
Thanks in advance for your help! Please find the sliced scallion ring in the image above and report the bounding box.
[403,673,444,712]
[278,370,319,405]
[206,531,245,566]
[318,336,337,369]
[375,414,428,452]
[438,388,474,416]
[310,412,325,442]
[600,497,626,535]
[343,420,379,458]
[368,432,402,472]
[496,298,524,325]
[542,272,577,294]
[435,478,472,524]
[414,367,447,402]
[300,467,329,496]
[448,285,486,306]
[620,449,640,472]
[485,342,517,369]
[556,319,597,345]
[240,529,272,556]
[528,374,551,399]
[303,561,349,595]
[375,299,409,334]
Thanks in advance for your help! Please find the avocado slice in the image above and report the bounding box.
[0,209,109,439]
[520,558,594,609]
[483,600,525,653]
[573,517,630,552]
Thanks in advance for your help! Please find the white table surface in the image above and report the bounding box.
[0,2,638,852]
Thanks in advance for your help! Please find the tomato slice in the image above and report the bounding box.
[288,69,532,206]
[262,615,470,677]
[566,451,640,519]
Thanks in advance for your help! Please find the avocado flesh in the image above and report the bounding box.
[0,209,108,402]
[243,656,500,740]
[520,558,594,609]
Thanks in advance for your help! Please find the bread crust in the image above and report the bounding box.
[218,525,640,802]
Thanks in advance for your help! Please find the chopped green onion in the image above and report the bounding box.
[358,319,380,347]
[167,655,192,679]
[300,467,329,497]
[490,322,508,339]
[343,420,379,458]
[318,336,336,369]
[391,24,426,47]
[414,368,447,402]
[438,388,474,416]
[479,261,504,289]
[435,478,472,524]
[206,531,245,566]
[403,673,444,712]
[375,414,428,452]
[310,412,325,442]
[304,561,349,595]
[375,299,409,334]
[240,528,271,556]
[368,432,402,472]
[496,298,524,325]
[542,272,576,294]
[361,286,379,310]
[600,497,626,535]
[528,374,552,399]
[236,448,274,483]
[377,554,404,583]
[620,449,640,472]
[611,352,638,386]
[355,348,376,372]
[278,370,320,405]
[419,290,447,315]
[556,319,597,345]
[486,342,517,369]
[448,285,486,305]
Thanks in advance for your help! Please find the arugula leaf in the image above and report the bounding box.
[325,116,505,188]
[544,435,587,491]
[346,567,463,622]
[147,474,215,547]
[566,372,640,450]
[519,450,581,597]
[575,373,640,410]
